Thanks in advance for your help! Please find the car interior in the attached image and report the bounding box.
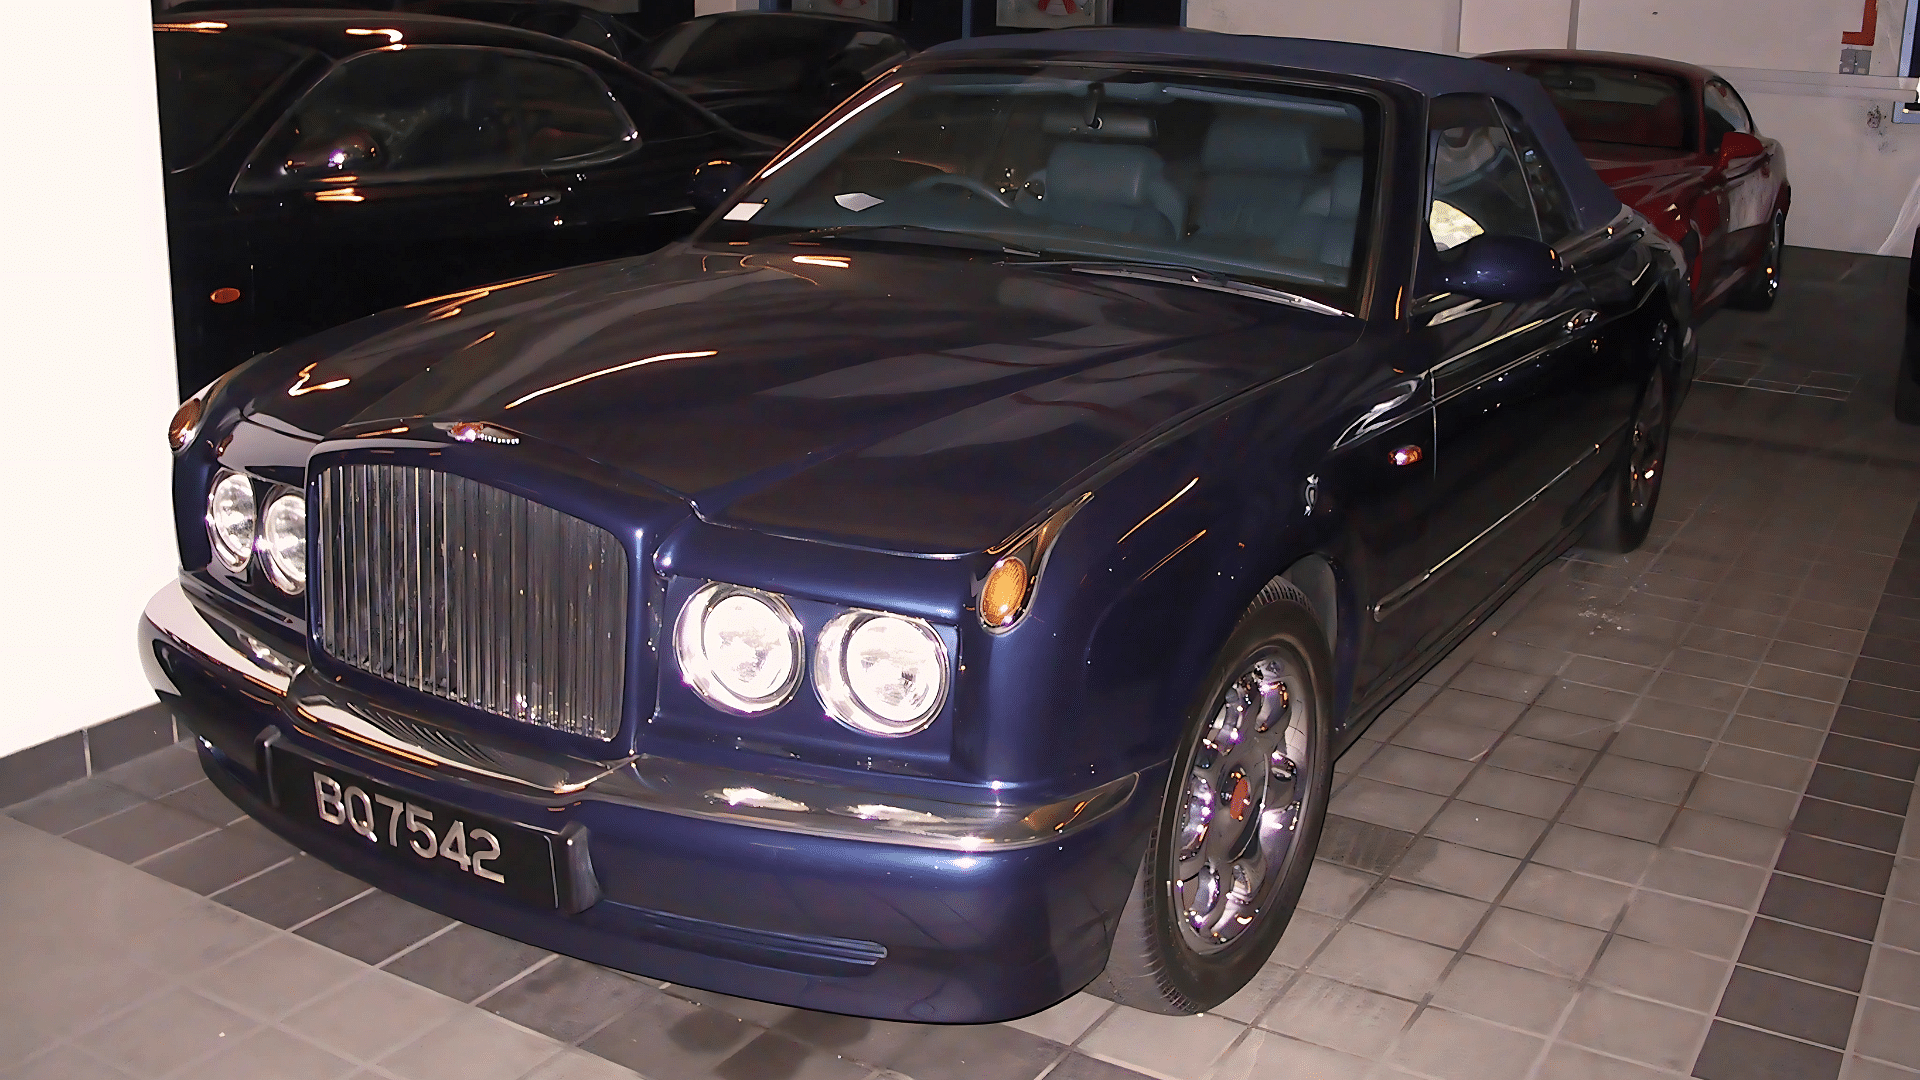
[1505,62,1690,151]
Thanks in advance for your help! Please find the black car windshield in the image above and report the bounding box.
[153,28,307,170]
[646,16,851,86]
[699,65,1380,303]
[1503,61,1691,152]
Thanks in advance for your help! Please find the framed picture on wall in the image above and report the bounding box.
[995,0,1113,29]
[793,0,899,20]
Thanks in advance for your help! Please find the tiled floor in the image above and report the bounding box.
[7,247,1920,1080]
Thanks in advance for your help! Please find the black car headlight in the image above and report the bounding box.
[674,582,805,715]
[814,610,948,737]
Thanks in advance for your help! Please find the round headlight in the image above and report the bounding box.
[674,582,804,715]
[260,491,306,594]
[206,470,256,573]
[815,611,948,737]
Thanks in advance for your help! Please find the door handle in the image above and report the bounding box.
[1564,309,1601,335]
[509,190,563,208]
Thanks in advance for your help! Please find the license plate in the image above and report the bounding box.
[269,748,562,909]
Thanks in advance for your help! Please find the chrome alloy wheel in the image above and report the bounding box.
[1760,213,1784,300]
[1171,649,1311,956]
[1627,370,1668,519]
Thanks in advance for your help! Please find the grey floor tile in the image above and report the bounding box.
[1351,880,1489,949]
[1502,863,1632,930]
[879,1021,1068,1080]
[1306,924,1455,1000]
[213,854,370,928]
[0,1045,138,1080]
[1616,890,1755,960]
[1585,755,1697,805]
[1533,824,1659,884]
[1487,736,1598,784]
[1718,965,1857,1050]
[1391,716,1505,761]
[578,990,757,1080]
[1209,963,1293,1025]
[1611,724,1716,770]
[1255,972,1415,1057]
[1705,743,1817,792]
[1005,992,1113,1043]
[1562,656,1659,694]
[1426,802,1551,859]
[1271,910,1338,967]
[1884,900,1920,954]
[1867,947,1920,1008]
[64,800,215,864]
[99,743,207,798]
[1587,934,1731,1013]
[482,957,657,1045]
[378,1009,561,1080]
[1358,746,1476,796]
[1542,680,1643,723]
[711,1030,874,1080]
[1468,908,1607,979]
[1418,689,1529,731]
[157,779,248,828]
[1078,1008,1243,1079]
[285,971,464,1062]
[1326,778,1446,834]
[6,778,147,836]
[1666,810,1786,867]
[1297,861,1376,918]
[1388,1007,1544,1080]
[138,819,296,895]
[1513,707,1619,750]
[1428,954,1578,1034]
[1852,998,1920,1071]
[81,986,257,1078]
[1457,767,1573,819]
[295,889,454,965]
[1450,663,1551,703]
[1642,848,1770,909]
[1839,1055,1920,1080]
[191,1026,357,1080]
[1687,775,1804,830]
[1205,1029,1373,1080]
[1390,837,1523,901]
[1722,715,1828,759]
[1560,789,1680,844]
[1039,1054,1160,1080]
[1559,987,1710,1072]
[383,922,550,1003]
[192,934,369,1022]
[1738,918,1872,990]
[1537,1041,1689,1080]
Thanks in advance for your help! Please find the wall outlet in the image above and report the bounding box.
[1841,47,1872,74]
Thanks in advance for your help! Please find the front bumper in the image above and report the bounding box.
[140,579,1155,1022]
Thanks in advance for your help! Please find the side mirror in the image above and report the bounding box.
[1717,131,1765,169]
[1434,234,1568,302]
[689,159,753,215]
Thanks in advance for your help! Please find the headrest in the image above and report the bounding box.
[1203,116,1318,173]
[1045,142,1166,206]
[1330,156,1364,216]
[1042,108,1157,140]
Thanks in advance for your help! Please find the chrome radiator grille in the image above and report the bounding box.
[314,464,628,740]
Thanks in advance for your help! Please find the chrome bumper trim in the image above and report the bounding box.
[141,578,1142,851]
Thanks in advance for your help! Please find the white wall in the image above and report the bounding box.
[1193,0,1920,255]
[0,0,181,757]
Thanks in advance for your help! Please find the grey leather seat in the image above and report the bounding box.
[1280,156,1365,268]
[1191,116,1320,245]
[1030,142,1186,240]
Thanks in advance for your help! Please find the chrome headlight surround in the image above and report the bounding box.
[674,582,806,715]
[205,470,257,573]
[814,610,949,738]
[258,489,307,595]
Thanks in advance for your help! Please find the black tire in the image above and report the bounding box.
[1090,579,1333,1015]
[1728,210,1785,311]
[1585,366,1671,553]
[1897,354,1920,425]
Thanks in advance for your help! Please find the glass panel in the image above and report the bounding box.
[152,29,305,170]
[1704,80,1754,148]
[1427,94,1538,252]
[645,17,852,90]
[702,67,1379,299]
[1501,60,1691,151]
[1495,99,1579,243]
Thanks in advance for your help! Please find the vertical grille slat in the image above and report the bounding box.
[315,464,628,741]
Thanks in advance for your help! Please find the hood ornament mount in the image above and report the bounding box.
[434,420,522,445]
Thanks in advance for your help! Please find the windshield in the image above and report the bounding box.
[153,28,306,170]
[646,16,852,86]
[1503,61,1692,152]
[698,65,1380,303]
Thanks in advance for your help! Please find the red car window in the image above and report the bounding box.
[1503,61,1690,152]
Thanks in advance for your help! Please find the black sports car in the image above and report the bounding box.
[154,10,770,394]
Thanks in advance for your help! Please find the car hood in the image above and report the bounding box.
[1580,144,1710,221]
[247,245,1361,555]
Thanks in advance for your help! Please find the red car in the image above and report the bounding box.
[1485,50,1789,313]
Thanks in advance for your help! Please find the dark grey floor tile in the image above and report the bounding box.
[295,888,453,964]
[1716,966,1858,1049]
[1819,735,1920,780]
[1759,874,1886,940]
[1776,833,1896,893]
[0,731,85,806]
[139,818,297,894]
[713,1030,875,1080]
[1692,1019,1842,1080]
[578,987,759,1080]
[1803,765,1913,815]
[485,956,656,1043]
[214,853,369,928]
[1829,707,1920,750]
[1792,798,1906,853]
[384,921,550,1002]
[99,742,207,797]
[157,779,248,826]
[64,799,215,863]
[6,777,147,835]
[1043,1054,1156,1080]
[879,1022,1067,1080]
[1844,680,1920,719]
[1315,815,1414,875]
[1737,917,1873,992]
[87,705,176,771]
[1852,656,1920,691]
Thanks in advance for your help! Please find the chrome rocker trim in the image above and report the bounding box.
[142,579,1138,852]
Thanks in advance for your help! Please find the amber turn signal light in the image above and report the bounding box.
[168,396,203,451]
[1390,444,1423,467]
[210,287,242,304]
[981,556,1030,629]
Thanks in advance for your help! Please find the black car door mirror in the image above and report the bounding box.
[1434,234,1568,303]
[690,159,753,215]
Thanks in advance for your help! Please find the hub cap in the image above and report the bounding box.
[1628,369,1668,519]
[1171,650,1310,956]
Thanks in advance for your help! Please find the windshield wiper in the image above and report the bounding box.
[781,224,1035,255]
[1004,258,1352,318]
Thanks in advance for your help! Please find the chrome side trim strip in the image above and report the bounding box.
[1372,435,1611,622]
[143,579,1140,851]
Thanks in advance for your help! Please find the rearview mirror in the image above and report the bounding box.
[689,159,753,216]
[1434,234,1568,303]
[1718,131,1765,169]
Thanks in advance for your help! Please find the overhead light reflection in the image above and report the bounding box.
[314,187,362,203]
[793,255,850,269]
[404,273,555,309]
[761,82,904,177]
[155,20,226,30]
[505,350,717,409]
[345,26,403,42]
[287,362,351,397]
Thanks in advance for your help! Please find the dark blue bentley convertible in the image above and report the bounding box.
[142,28,1692,1022]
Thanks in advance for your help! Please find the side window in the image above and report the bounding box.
[1427,94,1539,252]
[1703,80,1753,149]
[245,48,634,188]
[605,74,711,142]
[1494,100,1579,244]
